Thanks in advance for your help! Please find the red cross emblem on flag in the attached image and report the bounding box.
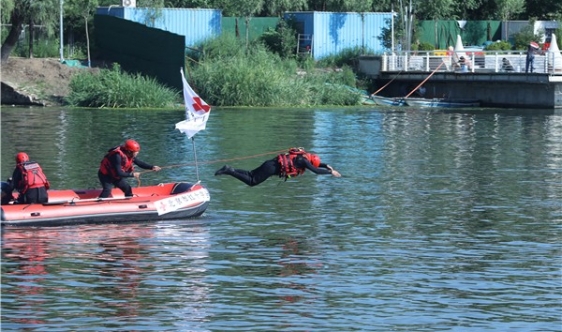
[192,97,211,113]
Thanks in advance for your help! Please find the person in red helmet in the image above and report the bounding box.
[214,147,341,187]
[98,139,162,198]
[6,152,50,204]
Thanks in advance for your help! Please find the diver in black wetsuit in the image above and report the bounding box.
[214,148,341,187]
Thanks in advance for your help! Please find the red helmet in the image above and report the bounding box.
[15,152,29,163]
[122,139,140,152]
[307,153,321,167]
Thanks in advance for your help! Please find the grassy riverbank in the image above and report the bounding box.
[2,35,370,108]
[66,35,368,108]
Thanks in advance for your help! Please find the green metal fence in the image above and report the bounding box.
[418,20,502,49]
[222,17,280,41]
[94,14,185,91]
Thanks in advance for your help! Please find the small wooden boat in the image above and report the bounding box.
[404,98,480,108]
[1,182,210,227]
[370,94,479,108]
[370,94,407,106]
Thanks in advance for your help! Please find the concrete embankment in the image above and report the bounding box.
[358,56,562,109]
[374,71,562,109]
[1,82,47,106]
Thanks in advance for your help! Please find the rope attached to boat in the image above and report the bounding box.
[135,148,289,186]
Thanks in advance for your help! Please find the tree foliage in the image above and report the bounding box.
[1,0,558,62]
[258,0,308,17]
[259,19,298,58]
[1,0,59,61]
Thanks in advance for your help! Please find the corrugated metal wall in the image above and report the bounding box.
[94,14,185,90]
[96,7,221,47]
[418,20,502,49]
[222,17,280,41]
[285,11,392,60]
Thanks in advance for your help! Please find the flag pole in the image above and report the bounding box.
[191,137,200,182]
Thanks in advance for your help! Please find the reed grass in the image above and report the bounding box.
[66,63,178,108]
[67,34,364,108]
[189,35,362,107]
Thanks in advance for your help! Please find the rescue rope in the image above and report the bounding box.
[404,61,445,99]
[146,148,288,172]
[371,69,403,96]
[135,148,290,186]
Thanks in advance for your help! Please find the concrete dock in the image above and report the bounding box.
[358,54,562,109]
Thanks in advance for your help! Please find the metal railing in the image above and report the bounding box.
[382,50,562,74]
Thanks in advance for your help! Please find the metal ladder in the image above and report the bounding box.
[297,34,313,57]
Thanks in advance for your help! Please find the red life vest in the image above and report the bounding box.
[278,147,308,179]
[99,146,134,179]
[16,161,50,193]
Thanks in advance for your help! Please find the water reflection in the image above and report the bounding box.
[1,107,561,331]
[1,223,211,330]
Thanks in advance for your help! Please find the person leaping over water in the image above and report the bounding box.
[214,147,341,187]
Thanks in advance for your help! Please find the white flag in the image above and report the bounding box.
[175,68,211,139]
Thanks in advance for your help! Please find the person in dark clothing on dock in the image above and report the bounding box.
[98,139,161,198]
[501,58,515,72]
[526,42,539,73]
[214,147,341,187]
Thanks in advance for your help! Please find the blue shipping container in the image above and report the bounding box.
[284,11,392,59]
[96,7,221,47]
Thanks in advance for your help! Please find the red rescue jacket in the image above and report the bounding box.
[278,147,308,179]
[16,161,50,193]
[99,146,134,179]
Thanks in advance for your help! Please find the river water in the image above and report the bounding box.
[1,106,561,331]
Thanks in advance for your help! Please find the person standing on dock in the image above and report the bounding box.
[98,139,161,198]
[526,42,539,73]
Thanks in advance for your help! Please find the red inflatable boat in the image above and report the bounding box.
[1,182,210,227]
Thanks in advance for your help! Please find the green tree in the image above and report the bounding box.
[1,0,59,61]
[448,0,482,19]
[417,0,455,20]
[215,0,264,48]
[525,0,562,20]
[307,0,371,11]
[496,0,526,39]
[512,23,544,49]
[258,0,308,17]
[259,18,297,57]
[164,0,212,6]
[65,0,99,66]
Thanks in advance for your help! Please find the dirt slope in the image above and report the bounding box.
[1,57,94,106]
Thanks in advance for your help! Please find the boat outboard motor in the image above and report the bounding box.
[1,181,14,205]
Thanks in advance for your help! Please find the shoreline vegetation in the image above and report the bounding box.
[66,34,370,109]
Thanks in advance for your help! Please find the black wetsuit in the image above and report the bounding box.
[218,154,333,187]
[98,153,154,198]
[11,162,49,204]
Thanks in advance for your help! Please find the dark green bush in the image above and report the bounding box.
[418,42,435,51]
[259,19,298,59]
[317,47,371,68]
[485,41,513,51]
[512,25,544,50]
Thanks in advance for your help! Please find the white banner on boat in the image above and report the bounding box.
[155,188,210,216]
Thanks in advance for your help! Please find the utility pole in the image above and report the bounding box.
[59,0,64,62]
[406,0,413,52]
